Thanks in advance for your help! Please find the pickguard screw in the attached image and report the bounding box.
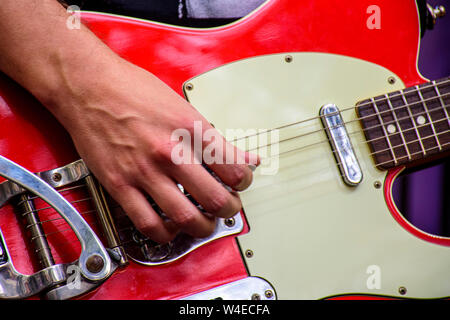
[374,181,382,189]
[251,293,261,300]
[86,254,104,274]
[185,83,194,91]
[224,217,235,227]
[285,55,293,63]
[265,290,274,299]
[388,76,396,84]
[52,172,62,182]
[245,249,254,258]
[398,286,407,295]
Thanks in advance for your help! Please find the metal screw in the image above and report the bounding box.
[86,254,105,274]
[52,172,62,182]
[398,286,407,295]
[388,76,396,84]
[185,83,194,91]
[265,290,274,299]
[285,55,293,63]
[374,181,382,189]
[224,217,235,227]
[245,249,254,258]
[251,293,261,300]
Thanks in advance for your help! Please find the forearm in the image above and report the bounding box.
[0,0,256,244]
[0,0,118,123]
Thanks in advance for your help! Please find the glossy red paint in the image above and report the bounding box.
[0,0,427,299]
[384,167,450,247]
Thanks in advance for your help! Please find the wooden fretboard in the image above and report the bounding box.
[357,76,450,170]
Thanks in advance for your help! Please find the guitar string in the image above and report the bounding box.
[27,135,450,252]
[228,80,450,146]
[370,140,450,168]
[229,78,450,144]
[246,105,450,154]
[19,184,88,203]
[367,129,450,161]
[259,115,450,161]
[17,81,450,249]
[19,197,93,217]
[25,115,450,226]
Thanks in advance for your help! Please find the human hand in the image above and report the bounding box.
[56,56,258,243]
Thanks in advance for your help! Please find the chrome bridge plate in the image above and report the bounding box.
[114,208,244,266]
[181,276,276,300]
[320,104,363,186]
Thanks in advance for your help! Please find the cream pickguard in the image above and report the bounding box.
[185,52,450,299]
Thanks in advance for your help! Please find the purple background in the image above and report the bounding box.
[393,0,450,236]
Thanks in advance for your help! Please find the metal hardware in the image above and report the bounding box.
[120,212,244,265]
[320,104,363,186]
[265,290,274,298]
[426,4,446,30]
[388,76,396,84]
[181,277,277,300]
[0,229,67,299]
[398,286,407,295]
[245,249,254,258]
[15,194,55,269]
[185,83,194,91]
[86,254,105,274]
[285,55,293,63]
[224,217,235,227]
[373,181,382,189]
[0,159,89,207]
[0,156,116,299]
[85,175,128,267]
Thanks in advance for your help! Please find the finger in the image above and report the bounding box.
[140,174,216,238]
[189,120,260,191]
[205,135,258,191]
[172,163,242,219]
[111,185,178,243]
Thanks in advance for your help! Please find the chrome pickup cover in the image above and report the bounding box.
[320,104,363,186]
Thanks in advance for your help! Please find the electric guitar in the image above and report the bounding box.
[0,0,449,300]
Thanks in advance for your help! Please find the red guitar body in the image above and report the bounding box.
[0,0,429,299]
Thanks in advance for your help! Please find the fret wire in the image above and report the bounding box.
[264,115,450,161]
[400,89,427,156]
[364,117,449,146]
[370,97,397,164]
[433,80,450,128]
[415,85,442,150]
[246,92,450,155]
[384,93,411,160]
[369,129,450,158]
[375,140,450,168]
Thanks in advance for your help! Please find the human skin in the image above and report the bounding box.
[0,0,257,243]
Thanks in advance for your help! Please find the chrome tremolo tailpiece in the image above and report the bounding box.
[0,157,121,300]
[320,104,363,186]
[0,157,245,298]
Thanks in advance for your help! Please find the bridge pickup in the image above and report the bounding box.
[320,104,363,186]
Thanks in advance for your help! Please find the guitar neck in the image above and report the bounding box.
[357,76,450,170]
